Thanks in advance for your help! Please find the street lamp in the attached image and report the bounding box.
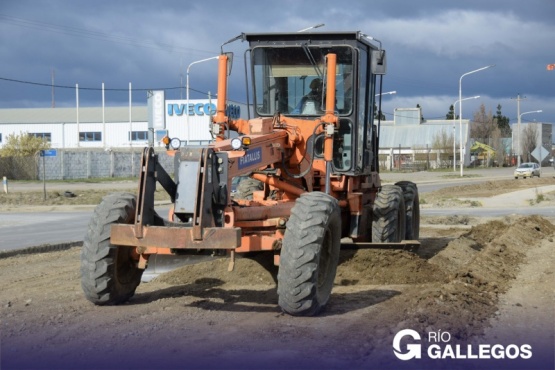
[297,23,325,32]
[517,110,542,164]
[374,91,395,120]
[459,65,495,176]
[452,96,480,171]
[376,91,397,97]
[187,56,219,144]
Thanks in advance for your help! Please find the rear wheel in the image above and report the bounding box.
[81,192,143,305]
[372,185,406,243]
[395,181,420,240]
[277,192,341,316]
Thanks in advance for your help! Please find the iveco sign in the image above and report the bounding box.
[167,103,241,119]
[148,90,166,130]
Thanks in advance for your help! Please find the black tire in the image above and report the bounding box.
[81,192,143,305]
[372,185,406,243]
[395,181,420,240]
[277,192,341,316]
[235,178,264,200]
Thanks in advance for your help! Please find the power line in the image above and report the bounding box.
[0,76,246,105]
[3,76,186,92]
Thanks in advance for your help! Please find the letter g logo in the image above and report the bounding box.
[393,329,421,360]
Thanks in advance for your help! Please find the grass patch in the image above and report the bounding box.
[442,174,482,179]
[529,188,545,206]
[0,188,170,207]
[10,177,138,185]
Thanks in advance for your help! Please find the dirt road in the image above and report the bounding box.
[1,175,554,369]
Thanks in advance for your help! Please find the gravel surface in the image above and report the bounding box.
[0,169,554,369]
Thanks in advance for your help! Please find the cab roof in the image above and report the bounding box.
[242,31,377,49]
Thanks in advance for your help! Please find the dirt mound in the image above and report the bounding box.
[155,253,278,286]
[336,249,448,285]
[425,215,474,225]
[392,215,555,341]
[153,215,553,345]
[155,216,553,304]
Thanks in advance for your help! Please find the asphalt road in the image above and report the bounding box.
[1,166,553,253]
[0,211,88,251]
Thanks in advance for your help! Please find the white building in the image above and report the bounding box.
[379,107,471,169]
[0,99,245,149]
[511,122,553,165]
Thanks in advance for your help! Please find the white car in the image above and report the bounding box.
[514,162,541,179]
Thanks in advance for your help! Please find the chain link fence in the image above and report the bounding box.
[379,148,457,172]
[0,149,175,181]
[0,156,36,180]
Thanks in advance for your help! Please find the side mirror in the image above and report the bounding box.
[371,49,387,75]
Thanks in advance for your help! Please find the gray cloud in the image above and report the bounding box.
[0,0,553,134]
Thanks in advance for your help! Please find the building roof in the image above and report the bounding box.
[0,106,148,124]
[379,107,469,149]
[379,119,469,149]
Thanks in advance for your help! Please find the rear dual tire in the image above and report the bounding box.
[395,181,420,240]
[372,185,406,243]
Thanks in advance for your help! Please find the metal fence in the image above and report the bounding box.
[1,149,175,181]
[378,149,456,172]
[0,156,36,180]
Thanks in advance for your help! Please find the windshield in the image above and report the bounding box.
[252,46,354,116]
[518,163,533,168]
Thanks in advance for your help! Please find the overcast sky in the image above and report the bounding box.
[1,0,554,137]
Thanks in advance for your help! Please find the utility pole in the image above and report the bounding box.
[511,94,526,166]
[51,68,55,108]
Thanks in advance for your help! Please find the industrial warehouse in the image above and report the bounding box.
[0,99,552,179]
[0,93,244,149]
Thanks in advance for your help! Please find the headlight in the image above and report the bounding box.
[231,137,242,150]
[170,137,181,150]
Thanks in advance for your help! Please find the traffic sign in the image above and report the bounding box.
[40,149,57,157]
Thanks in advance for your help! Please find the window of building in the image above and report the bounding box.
[79,132,102,142]
[29,132,52,142]
[129,131,148,141]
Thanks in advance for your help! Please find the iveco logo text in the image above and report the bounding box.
[167,103,241,119]
[393,329,532,361]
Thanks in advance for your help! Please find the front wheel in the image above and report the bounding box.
[277,192,341,316]
[80,192,143,305]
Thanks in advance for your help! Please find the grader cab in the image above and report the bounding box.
[81,31,420,316]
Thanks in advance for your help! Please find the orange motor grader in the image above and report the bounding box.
[80,31,420,316]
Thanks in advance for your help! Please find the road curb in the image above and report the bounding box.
[0,241,82,259]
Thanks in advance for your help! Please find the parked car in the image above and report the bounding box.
[514,162,541,179]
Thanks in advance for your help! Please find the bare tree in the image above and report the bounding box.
[521,124,539,163]
[491,127,506,166]
[431,128,454,168]
[470,104,497,145]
